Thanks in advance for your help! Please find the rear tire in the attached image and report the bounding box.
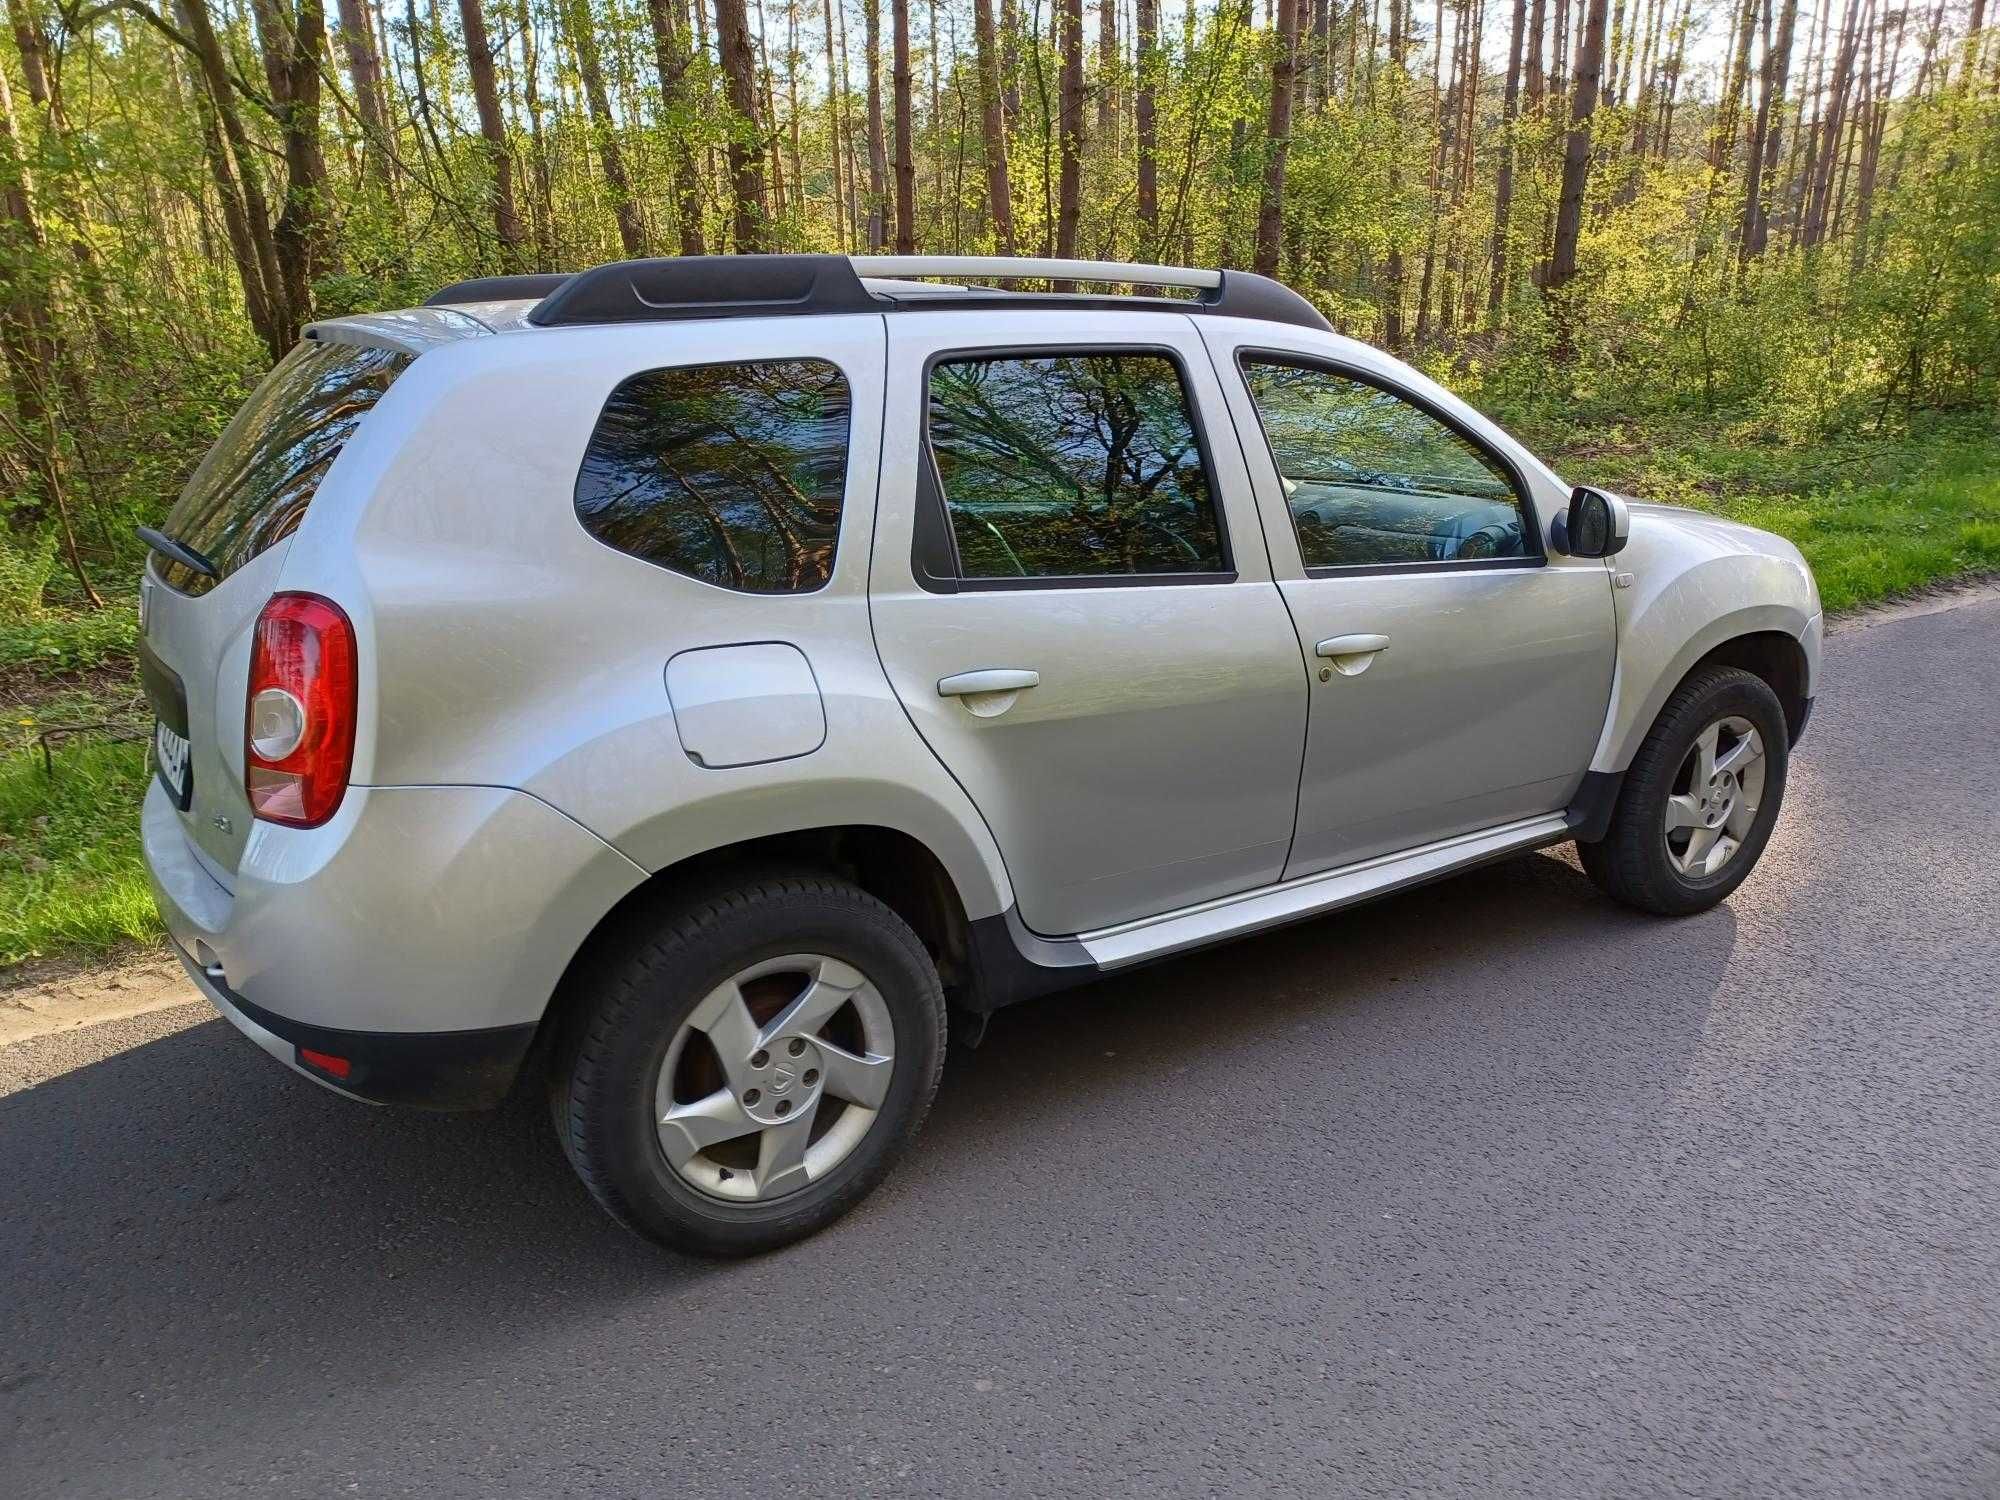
[551,873,946,1256]
[1578,665,1790,917]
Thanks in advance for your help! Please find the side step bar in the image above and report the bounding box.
[1077,814,1573,970]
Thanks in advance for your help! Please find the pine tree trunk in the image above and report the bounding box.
[1489,0,1528,321]
[459,0,526,267]
[1254,0,1298,275]
[1548,0,1608,295]
[1526,0,1547,109]
[1708,0,1759,171]
[822,0,848,249]
[1801,0,1861,247]
[865,0,889,248]
[1098,0,1117,131]
[514,0,557,267]
[334,0,393,190]
[1382,0,1408,347]
[892,0,915,249]
[176,0,286,353]
[715,0,770,250]
[1740,0,1798,259]
[1135,0,1159,256]
[973,0,1017,251]
[649,0,708,252]
[1055,0,1084,277]
[253,0,335,331]
[569,0,648,254]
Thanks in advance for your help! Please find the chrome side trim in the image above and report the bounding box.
[1078,813,1572,968]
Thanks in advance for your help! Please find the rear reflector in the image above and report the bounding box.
[246,593,356,828]
[297,1047,352,1079]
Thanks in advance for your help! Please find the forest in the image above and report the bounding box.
[1,0,1997,960]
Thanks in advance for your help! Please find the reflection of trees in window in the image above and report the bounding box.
[929,354,1224,578]
[575,359,850,593]
[162,342,409,593]
[1242,362,1513,501]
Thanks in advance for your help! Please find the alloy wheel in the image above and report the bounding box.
[654,953,896,1203]
[1664,714,1767,878]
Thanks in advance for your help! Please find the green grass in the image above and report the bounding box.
[1,593,159,966]
[0,737,160,965]
[1538,415,2000,612]
[2,419,1997,969]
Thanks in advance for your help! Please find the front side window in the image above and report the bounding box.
[927,352,1226,580]
[1239,358,1532,569]
[575,358,850,593]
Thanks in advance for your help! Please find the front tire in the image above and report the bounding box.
[552,873,946,1256]
[1578,665,1790,917]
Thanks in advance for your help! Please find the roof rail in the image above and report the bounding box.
[850,255,1223,289]
[528,255,877,326]
[426,273,575,306]
[520,253,1331,333]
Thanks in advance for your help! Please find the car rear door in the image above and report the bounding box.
[1199,324,1617,878]
[138,339,411,882]
[868,309,1308,937]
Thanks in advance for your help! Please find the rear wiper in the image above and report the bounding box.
[136,525,219,580]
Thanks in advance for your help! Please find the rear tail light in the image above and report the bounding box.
[245,593,356,828]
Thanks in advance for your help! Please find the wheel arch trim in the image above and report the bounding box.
[1592,602,1817,773]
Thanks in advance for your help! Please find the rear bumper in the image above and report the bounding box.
[142,775,643,1105]
[172,938,535,1108]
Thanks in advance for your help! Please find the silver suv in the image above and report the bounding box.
[139,256,1821,1255]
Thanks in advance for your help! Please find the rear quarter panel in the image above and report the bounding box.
[274,314,1016,923]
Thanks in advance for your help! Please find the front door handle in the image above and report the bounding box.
[938,668,1040,718]
[938,668,1040,696]
[1315,633,1390,677]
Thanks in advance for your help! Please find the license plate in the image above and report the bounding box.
[153,719,192,809]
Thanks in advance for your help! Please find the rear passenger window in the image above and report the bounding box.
[926,352,1226,580]
[575,359,850,593]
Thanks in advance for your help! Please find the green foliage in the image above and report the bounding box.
[1540,415,2000,613]
[0,738,160,964]
[0,599,137,679]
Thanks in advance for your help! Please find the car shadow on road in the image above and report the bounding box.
[0,847,1737,1469]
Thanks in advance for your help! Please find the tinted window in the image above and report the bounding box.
[159,341,409,595]
[927,353,1225,579]
[576,359,850,593]
[1240,359,1531,568]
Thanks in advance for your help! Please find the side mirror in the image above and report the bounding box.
[1554,485,1630,558]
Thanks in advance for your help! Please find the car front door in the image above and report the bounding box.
[1200,326,1617,879]
[869,309,1308,936]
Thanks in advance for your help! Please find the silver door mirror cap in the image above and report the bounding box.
[1553,485,1631,558]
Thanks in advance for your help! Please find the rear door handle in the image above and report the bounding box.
[1315,634,1390,677]
[938,668,1040,697]
[937,668,1040,719]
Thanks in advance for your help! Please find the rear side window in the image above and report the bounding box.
[926,352,1226,580]
[159,341,409,595]
[575,359,851,593]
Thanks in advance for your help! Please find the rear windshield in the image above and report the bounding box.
[157,341,409,594]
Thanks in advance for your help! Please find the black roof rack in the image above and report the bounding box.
[501,254,1331,334]
[425,273,576,307]
[528,255,877,326]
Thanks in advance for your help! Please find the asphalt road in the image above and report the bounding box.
[4,597,1998,1499]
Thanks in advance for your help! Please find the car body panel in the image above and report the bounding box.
[143,774,643,1033]
[866,309,1310,934]
[1195,319,1618,875]
[274,311,1019,922]
[1588,501,1821,773]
